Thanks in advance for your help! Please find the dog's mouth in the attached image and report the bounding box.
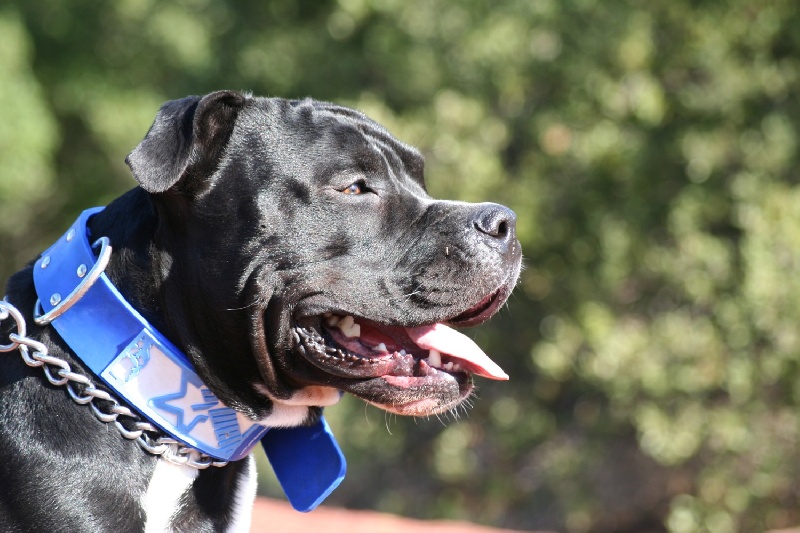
[290,289,508,416]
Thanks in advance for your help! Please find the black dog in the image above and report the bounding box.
[0,91,521,532]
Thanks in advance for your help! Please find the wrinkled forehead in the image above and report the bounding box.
[243,97,427,192]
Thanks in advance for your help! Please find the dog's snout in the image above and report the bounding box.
[473,203,517,248]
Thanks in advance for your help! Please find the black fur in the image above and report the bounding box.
[0,91,521,531]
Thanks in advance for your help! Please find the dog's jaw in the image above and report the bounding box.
[279,279,515,418]
[286,322,472,417]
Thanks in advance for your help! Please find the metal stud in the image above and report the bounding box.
[77,264,88,278]
[66,229,76,242]
[41,256,51,269]
[50,293,62,306]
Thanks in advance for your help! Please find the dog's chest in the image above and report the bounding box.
[142,455,256,532]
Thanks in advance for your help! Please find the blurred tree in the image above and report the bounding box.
[2,0,800,531]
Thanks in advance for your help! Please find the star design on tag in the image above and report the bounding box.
[149,371,219,435]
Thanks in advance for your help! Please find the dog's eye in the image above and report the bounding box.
[342,182,364,195]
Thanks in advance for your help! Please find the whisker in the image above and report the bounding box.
[384,410,394,434]
[363,403,372,427]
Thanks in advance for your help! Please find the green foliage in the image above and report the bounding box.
[3,0,800,530]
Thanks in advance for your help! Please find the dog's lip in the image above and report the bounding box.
[447,286,506,328]
[345,372,472,416]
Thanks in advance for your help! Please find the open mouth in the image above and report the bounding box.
[290,290,509,416]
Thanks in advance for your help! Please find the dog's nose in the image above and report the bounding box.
[472,203,517,251]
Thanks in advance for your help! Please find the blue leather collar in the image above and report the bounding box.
[32,207,345,511]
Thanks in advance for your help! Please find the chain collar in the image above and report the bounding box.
[0,298,226,469]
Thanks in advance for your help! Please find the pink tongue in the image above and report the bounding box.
[405,323,509,380]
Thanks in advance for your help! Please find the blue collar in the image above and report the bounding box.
[32,207,345,512]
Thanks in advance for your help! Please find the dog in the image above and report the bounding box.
[0,90,521,532]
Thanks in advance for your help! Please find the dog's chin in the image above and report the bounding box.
[288,287,510,417]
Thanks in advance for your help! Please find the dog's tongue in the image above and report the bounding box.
[405,324,509,380]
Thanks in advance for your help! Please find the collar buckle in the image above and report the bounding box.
[34,236,111,326]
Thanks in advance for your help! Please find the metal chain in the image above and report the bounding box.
[0,298,228,470]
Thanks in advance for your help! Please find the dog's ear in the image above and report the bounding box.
[126,90,246,194]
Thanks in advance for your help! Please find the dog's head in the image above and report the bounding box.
[122,90,521,420]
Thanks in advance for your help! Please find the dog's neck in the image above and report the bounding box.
[91,188,342,416]
[87,188,171,332]
[30,197,347,510]
[33,204,271,461]
[90,189,307,418]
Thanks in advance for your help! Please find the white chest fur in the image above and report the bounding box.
[142,455,256,533]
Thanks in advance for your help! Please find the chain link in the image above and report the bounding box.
[0,298,228,470]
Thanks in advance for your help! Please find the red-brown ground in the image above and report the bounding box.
[250,497,534,533]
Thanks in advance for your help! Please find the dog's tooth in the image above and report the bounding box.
[373,342,388,353]
[399,349,407,356]
[443,362,454,372]
[428,349,442,368]
[337,316,360,338]
[338,315,354,331]
[325,315,341,327]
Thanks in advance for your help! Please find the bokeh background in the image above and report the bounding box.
[2,1,800,531]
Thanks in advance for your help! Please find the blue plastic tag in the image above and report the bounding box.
[261,416,346,512]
